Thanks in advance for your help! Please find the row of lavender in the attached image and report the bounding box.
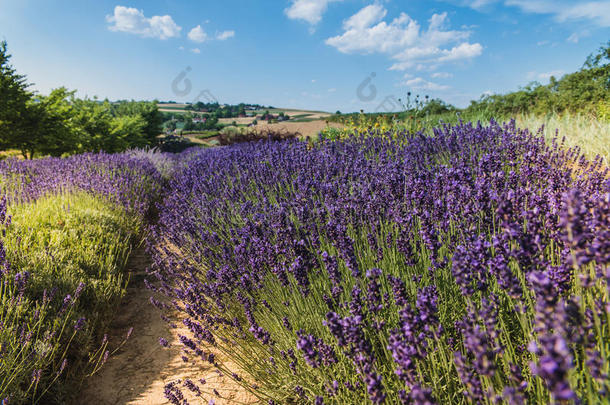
[0,152,163,217]
[151,121,609,404]
[0,152,163,403]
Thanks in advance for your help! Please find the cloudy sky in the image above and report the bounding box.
[1,0,608,112]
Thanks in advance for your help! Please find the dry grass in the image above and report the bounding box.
[516,113,610,164]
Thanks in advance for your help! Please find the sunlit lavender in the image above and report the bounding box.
[149,121,609,404]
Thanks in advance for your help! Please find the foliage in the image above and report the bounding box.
[0,42,163,158]
[182,115,219,131]
[111,100,163,145]
[65,98,162,154]
[0,41,34,156]
[184,102,265,118]
[597,100,610,122]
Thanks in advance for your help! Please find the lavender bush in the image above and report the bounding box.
[150,121,609,404]
[0,153,162,403]
[126,147,180,180]
[0,151,162,216]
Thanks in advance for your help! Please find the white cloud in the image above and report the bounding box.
[471,0,497,8]
[328,88,337,92]
[431,72,453,78]
[457,0,499,9]
[326,6,482,71]
[554,2,610,26]
[106,6,181,39]
[402,77,450,91]
[188,25,208,43]
[216,30,235,40]
[188,26,234,43]
[459,1,610,27]
[437,42,483,62]
[344,4,388,30]
[326,5,419,54]
[191,48,201,54]
[285,0,343,25]
[567,30,590,43]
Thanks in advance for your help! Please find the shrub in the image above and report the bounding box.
[597,100,610,122]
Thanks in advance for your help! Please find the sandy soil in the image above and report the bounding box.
[217,117,256,125]
[284,111,332,120]
[78,246,256,405]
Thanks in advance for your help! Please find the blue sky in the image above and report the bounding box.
[0,0,608,112]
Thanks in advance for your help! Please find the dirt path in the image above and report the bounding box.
[78,245,256,405]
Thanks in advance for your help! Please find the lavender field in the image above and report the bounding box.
[3,2,609,403]
[149,122,609,404]
[0,121,608,404]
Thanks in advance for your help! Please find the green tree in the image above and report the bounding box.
[111,100,163,145]
[0,41,32,152]
[106,115,147,152]
[71,98,113,152]
[183,118,195,131]
[465,42,609,117]
[585,40,610,70]
[0,48,81,158]
[27,88,82,158]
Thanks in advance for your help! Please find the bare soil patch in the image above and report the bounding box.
[253,120,342,138]
[78,245,256,405]
[217,117,256,125]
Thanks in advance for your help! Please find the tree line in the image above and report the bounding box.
[184,101,268,117]
[331,42,610,123]
[464,41,610,118]
[0,41,163,159]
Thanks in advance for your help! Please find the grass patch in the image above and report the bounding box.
[290,118,320,123]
